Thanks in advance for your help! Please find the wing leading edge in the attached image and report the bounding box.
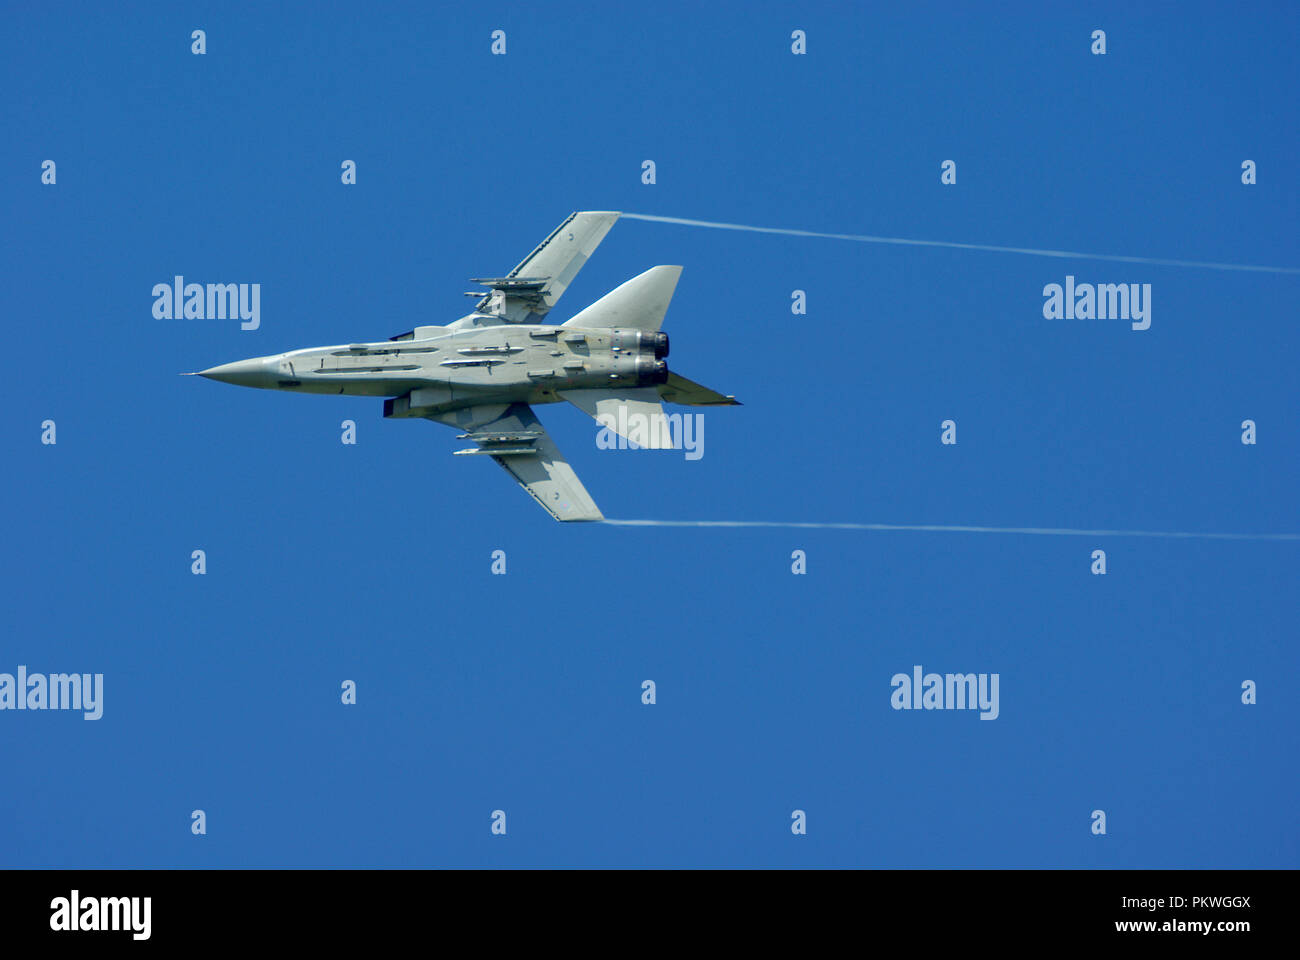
[472,211,620,323]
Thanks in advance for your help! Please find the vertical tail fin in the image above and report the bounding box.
[561,265,682,331]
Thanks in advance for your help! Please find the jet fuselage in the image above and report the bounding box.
[200,323,670,418]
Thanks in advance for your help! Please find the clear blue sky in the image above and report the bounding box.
[3,1,1296,868]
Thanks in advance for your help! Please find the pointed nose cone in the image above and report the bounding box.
[198,356,279,388]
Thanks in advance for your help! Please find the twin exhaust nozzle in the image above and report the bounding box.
[636,332,669,384]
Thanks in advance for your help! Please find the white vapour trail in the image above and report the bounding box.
[603,519,1300,541]
[621,213,1300,276]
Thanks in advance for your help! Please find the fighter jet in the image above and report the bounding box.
[194,211,739,521]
